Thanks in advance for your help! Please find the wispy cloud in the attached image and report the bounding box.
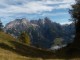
[0,0,75,14]
[0,0,75,25]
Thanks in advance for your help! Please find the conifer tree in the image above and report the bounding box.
[18,32,30,45]
[0,20,3,31]
[69,0,80,48]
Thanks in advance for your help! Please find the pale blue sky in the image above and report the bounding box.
[0,0,75,25]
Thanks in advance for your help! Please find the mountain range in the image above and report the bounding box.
[4,17,75,49]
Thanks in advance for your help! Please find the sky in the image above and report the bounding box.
[0,0,75,25]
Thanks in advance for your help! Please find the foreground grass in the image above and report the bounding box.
[0,48,44,60]
[0,47,80,60]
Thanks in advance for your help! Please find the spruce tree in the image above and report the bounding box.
[69,0,80,48]
[0,20,3,31]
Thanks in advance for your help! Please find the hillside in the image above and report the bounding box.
[0,32,61,60]
[0,32,51,60]
[0,31,80,60]
[0,32,15,48]
[0,43,80,60]
[0,32,46,60]
[0,32,27,60]
[0,48,41,60]
[0,32,55,59]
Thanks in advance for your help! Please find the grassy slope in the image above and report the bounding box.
[0,48,33,60]
[0,47,79,60]
[0,32,15,48]
[0,32,59,60]
[0,32,43,60]
[0,32,80,60]
[0,32,29,59]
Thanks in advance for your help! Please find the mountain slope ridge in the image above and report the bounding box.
[4,18,75,49]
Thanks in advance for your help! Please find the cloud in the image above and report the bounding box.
[0,0,54,17]
[0,0,75,25]
[41,0,75,4]
[0,0,75,15]
[41,0,75,9]
[60,21,72,25]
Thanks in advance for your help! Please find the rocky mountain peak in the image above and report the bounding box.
[5,18,38,31]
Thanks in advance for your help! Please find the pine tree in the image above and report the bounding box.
[18,32,30,45]
[69,0,80,48]
[0,20,3,31]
